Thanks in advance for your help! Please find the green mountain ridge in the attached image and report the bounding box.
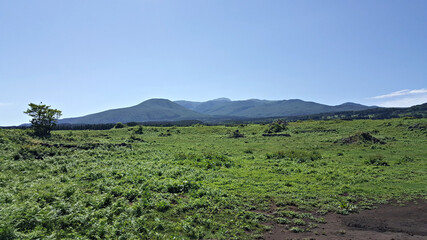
[174,99,376,117]
[57,98,378,125]
[59,99,208,124]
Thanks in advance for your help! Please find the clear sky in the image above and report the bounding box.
[1,0,426,126]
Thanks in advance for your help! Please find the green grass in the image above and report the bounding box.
[0,118,426,239]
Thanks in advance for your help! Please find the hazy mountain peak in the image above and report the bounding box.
[337,102,361,106]
[210,97,231,102]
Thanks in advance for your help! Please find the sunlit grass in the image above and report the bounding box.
[0,118,426,239]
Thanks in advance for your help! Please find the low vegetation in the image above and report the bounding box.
[0,118,426,239]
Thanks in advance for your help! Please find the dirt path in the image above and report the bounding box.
[263,199,427,240]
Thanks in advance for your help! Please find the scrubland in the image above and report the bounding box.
[0,118,426,239]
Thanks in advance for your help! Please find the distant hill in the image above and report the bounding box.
[174,98,232,112]
[59,99,208,124]
[58,98,378,124]
[174,99,376,118]
[3,100,425,128]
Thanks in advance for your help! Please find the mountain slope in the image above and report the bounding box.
[174,98,232,112]
[175,99,375,117]
[59,99,208,124]
[58,98,378,125]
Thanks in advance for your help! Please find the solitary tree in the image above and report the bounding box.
[24,103,62,137]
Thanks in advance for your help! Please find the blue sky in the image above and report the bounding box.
[1,0,426,126]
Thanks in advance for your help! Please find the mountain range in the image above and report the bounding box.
[58,98,376,125]
[175,98,372,118]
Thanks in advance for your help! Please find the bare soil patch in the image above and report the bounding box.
[263,199,427,240]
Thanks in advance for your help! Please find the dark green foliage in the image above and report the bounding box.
[134,126,143,134]
[159,132,171,137]
[244,149,253,154]
[24,103,62,137]
[126,122,139,127]
[337,200,358,215]
[408,122,427,131]
[114,122,125,128]
[54,123,116,130]
[0,225,16,240]
[266,151,287,159]
[336,132,386,145]
[275,217,290,224]
[365,155,389,166]
[166,180,198,193]
[229,129,245,138]
[264,120,288,133]
[155,200,171,212]
[397,156,415,165]
[129,134,144,142]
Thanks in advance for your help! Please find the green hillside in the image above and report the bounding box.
[61,98,370,125]
[175,99,375,117]
[59,99,208,124]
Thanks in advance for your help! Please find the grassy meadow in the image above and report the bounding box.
[0,118,426,239]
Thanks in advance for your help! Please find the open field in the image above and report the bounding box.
[0,118,426,239]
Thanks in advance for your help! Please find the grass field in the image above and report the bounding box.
[0,118,426,239]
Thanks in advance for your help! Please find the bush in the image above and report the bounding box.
[166,180,198,193]
[275,217,290,224]
[155,200,171,212]
[397,156,414,165]
[229,130,245,138]
[365,155,389,166]
[292,219,306,226]
[289,226,304,233]
[0,225,16,240]
[159,132,171,137]
[265,120,288,133]
[114,122,125,129]
[134,126,143,134]
[266,151,286,159]
[244,149,253,154]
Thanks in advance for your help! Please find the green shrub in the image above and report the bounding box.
[229,130,245,138]
[174,152,233,169]
[265,120,288,133]
[397,156,414,165]
[244,149,253,154]
[114,122,125,129]
[289,226,304,233]
[155,200,170,212]
[337,200,358,214]
[292,219,306,226]
[0,225,16,240]
[365,155,389,166]
[266,151,286,159]
[134,126,143,134]
[159,132,171,137]
[166,180,198,193]
[275,217,290,224]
